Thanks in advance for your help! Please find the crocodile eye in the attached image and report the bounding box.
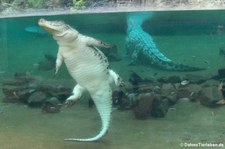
[61,25,70,31]
[51,21,65,26]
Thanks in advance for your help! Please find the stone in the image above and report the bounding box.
[113,90,137,110]
[176,88,192,99]
[42,103,61,113]
[151,94,169,118]
[2,73,40,103]
[42,97,62,113]
[176,84,202,101]
[157,76,181,83]
[183,74,208,84]
[45,97,61,105]
[3,96,20,103]
[137,83,155,93]
[198,86,224,107]
[160,83,177,104]
[2,85,35,102]
[27,91,47,107]
[41,84,72,101]
[129,72,143,86]
[134,93,153,120]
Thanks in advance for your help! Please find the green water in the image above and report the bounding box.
[1,10,225,78]
[1,10,225,149]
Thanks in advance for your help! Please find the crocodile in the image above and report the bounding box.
[39,18,124,142]
[126,12,204,71]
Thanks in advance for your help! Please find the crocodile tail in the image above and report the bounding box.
[170,64,205,71]
[64,86,112,142]
[127,12,153,30]
[157,61,205,71]
[128,12,153,25]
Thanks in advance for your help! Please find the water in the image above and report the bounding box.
[1,10,225,149]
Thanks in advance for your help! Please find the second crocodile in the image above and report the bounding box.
[126,12,205,71]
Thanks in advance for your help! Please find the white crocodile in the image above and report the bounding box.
[39,18,124,142]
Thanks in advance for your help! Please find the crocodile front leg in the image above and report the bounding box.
[87,37,113,49]
[55,52,63,75]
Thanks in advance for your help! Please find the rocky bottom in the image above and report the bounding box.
[2,71,225,119]
[0,99,224,149]
[1,71,225,148]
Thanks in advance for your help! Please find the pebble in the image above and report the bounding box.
[181,80,189,86]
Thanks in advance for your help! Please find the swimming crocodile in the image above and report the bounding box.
[126,12,204,71]
[39,19,124,142]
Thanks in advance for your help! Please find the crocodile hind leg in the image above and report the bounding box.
[65,84,86,107]
[64,84,112,141]
[109,69,125,87]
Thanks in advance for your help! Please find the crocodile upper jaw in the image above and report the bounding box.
[38,18,61,35]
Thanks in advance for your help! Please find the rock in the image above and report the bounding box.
[129,72,143,86]
[1,73,72,112]
[45,97,61,105]
[183,74,208,84]
[180,80,190,86]
[41,84,72,101]
[2,85,24,96]
[42,103,61,113]
[112,91,125,107]
[112,90,136,110]
[128,72,156,93]
[198,86,224,107]
[129,72,155,85]
[42,97,62,113]
[2,85,35,102]
[27,91,47,107]
[134,93,153,120]
[157,76,181,83]
[176,84,202,101]
[3,96,20,103]
[151,94,169,118]
[160,83,177,104]
[176,88,192,100]
[137,83,155,93]
[2,73,40,103]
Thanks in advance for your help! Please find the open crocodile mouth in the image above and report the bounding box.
[38,18,68,37]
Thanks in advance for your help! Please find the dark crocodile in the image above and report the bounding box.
[126,12,205,71]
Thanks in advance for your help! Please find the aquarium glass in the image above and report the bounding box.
[1,1,225,149]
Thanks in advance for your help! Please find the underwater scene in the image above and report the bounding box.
[1,10,225,149]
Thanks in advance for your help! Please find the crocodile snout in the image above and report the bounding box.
[38,18,46,26]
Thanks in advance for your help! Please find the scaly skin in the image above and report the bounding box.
[39,18,124,142]
[126,13,205,71]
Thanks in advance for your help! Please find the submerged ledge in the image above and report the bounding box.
[1,5,225,19]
